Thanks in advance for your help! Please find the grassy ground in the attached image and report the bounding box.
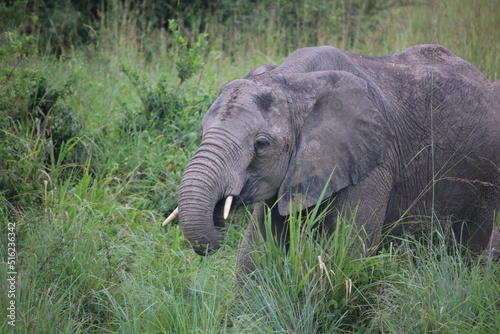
[1,0,499,332]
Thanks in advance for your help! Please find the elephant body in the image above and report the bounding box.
[172,45,500,273]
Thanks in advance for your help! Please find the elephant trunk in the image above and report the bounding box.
[178,137,240,255]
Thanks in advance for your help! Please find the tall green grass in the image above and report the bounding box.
[3,182,496,332]
[1,0,499,332]
[231,203,383,333]
[368,236,500,334]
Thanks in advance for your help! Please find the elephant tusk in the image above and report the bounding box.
[223,196,233,220]
[162,207,179,226]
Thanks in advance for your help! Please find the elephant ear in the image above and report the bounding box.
[278,71,392,215]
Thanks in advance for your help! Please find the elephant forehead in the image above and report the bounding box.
[202,103,266,133]
[204,83,278,124]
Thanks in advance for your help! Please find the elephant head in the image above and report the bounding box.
[167,68,392,255]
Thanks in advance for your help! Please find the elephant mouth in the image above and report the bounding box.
[165,192,247,256]
[213,198,227,229]
[213,195,244,228]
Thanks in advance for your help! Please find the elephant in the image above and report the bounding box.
[164,44,500,275]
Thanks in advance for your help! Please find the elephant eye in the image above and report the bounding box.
[254,138,271,152]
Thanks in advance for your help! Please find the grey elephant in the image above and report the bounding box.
[164,45,500,275]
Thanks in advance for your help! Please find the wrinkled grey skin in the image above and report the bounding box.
[174,45,500,274]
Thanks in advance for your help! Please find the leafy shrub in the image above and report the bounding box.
[119,19,211,138]
[0,32,41,206]
[0,32,85,207]
[168,19,208,87]
[119,67,212,136]
[27,76,82,152]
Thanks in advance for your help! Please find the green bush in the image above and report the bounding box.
[118,20,211,139]
[0,32,86,208]
[0,32,42,206]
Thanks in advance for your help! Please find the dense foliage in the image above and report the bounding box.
[0,0,498,332]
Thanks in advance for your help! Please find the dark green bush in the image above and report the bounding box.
[0,0,102,53]
[28,76,82,149]
[1,1,413,55]
[0,32,85,207]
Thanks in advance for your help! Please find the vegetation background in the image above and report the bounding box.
[0,0,498,333]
